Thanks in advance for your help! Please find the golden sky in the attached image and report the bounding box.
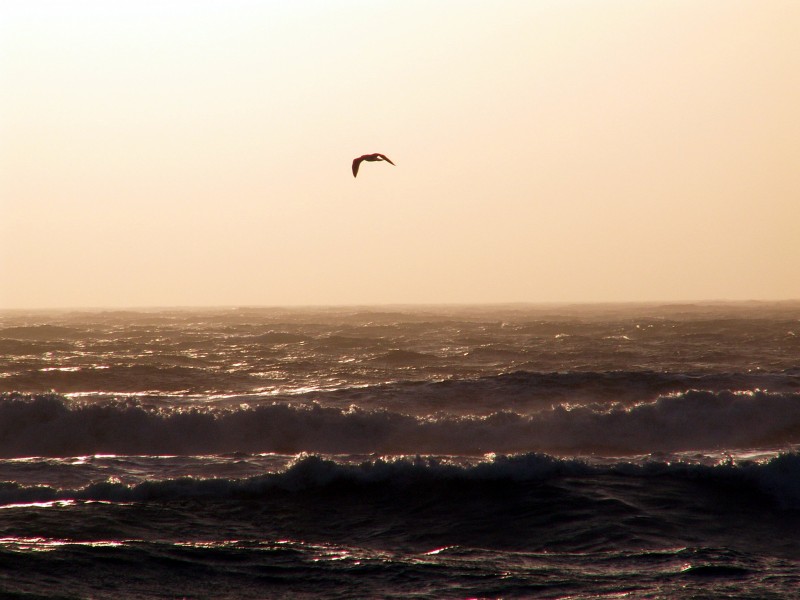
[2,0,799,308]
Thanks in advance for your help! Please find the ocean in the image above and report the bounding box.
[1,302,799,599]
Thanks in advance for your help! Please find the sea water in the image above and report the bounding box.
[1,303,799,598]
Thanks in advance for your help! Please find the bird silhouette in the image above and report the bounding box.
[352,153,395,177]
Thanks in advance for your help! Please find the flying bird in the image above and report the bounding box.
[352,153,395,177]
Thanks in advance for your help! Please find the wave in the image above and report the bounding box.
[5,366,799,411]
[368,349,445,366]
[341,369,800,413]
[2,452,800,509]
[0,325,84,340]
[1,364,249,394]
[2,391,800,457]
[0,338,73,354]
[248,332,309,344]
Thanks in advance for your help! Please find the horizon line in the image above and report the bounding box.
[2,298,800,313]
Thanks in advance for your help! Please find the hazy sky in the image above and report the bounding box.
[2,0,799,308]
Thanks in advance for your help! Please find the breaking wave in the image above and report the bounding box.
[2,452,800,510]
[2,391,800,457]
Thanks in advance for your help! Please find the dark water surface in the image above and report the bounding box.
[1,303,799,598]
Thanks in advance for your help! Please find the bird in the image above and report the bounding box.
[352,153,395,177]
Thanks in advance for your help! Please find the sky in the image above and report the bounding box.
[2,0,799,308]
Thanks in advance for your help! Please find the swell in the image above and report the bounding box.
[4,368,799,413]
[2,453,800,510]
[324,369,800,414]
[2,391,800,457]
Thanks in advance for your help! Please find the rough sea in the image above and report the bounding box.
[1,303,799,599]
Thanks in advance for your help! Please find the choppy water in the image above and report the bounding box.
[1,303,799,598]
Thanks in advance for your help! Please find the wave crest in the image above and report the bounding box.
[1,391,800,457]
[2,453,800,509]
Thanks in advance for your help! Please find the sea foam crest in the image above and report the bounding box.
[1,391,800,457]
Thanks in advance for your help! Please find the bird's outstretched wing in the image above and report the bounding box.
[352,157,363,177]
[352,153,395,177]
